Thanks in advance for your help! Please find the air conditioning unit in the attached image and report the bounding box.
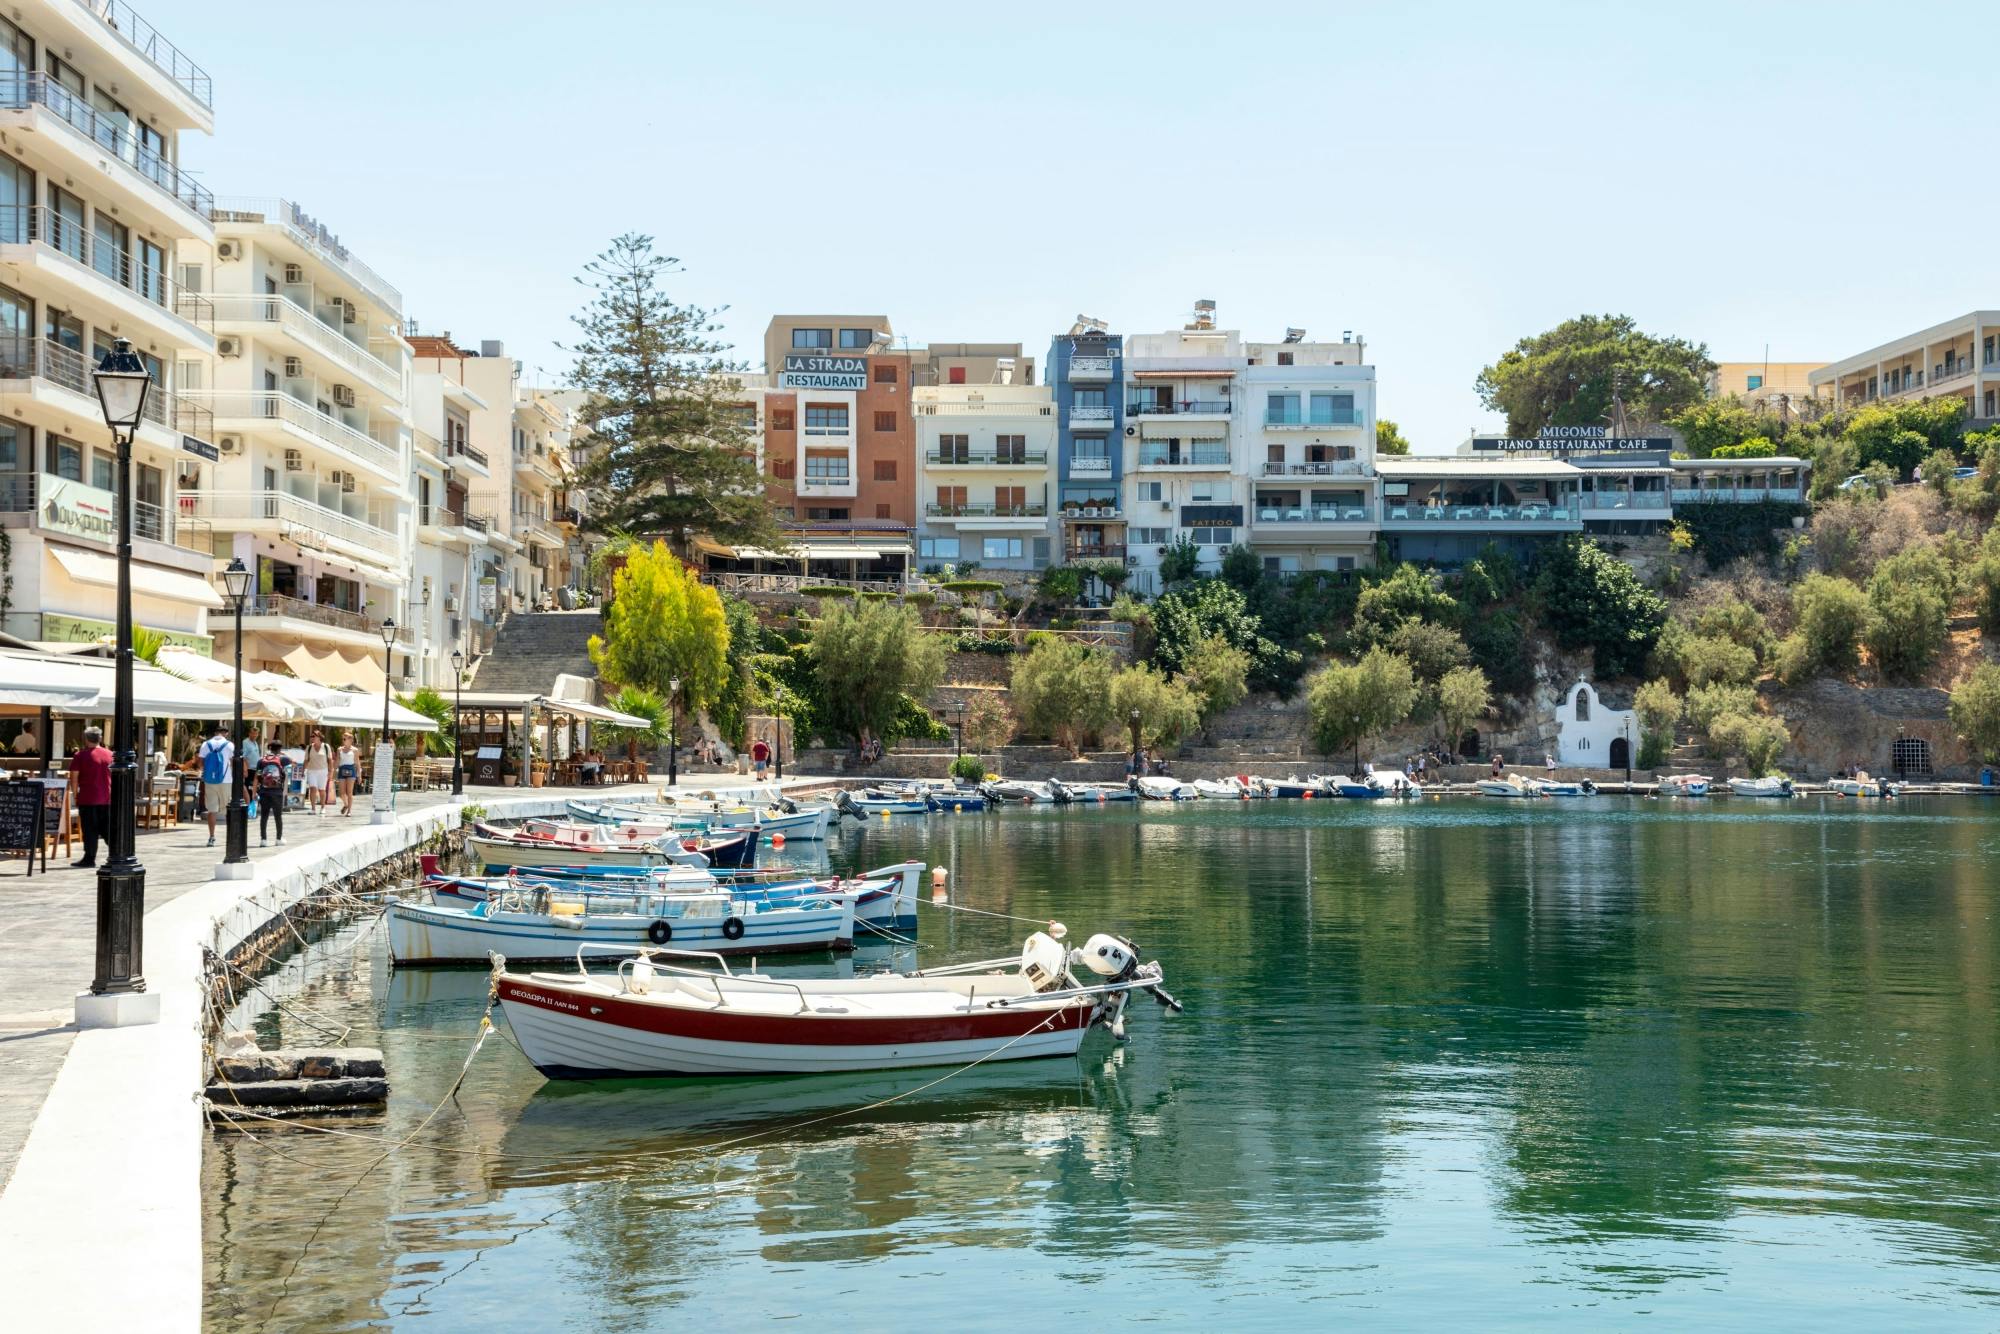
[331,384,356,408]
[1124,555,1138,568]
[443,595,460,614]
[1159,500,1172,511]
[283,448,304,471]
[1124,425,1137,437]
[283,262,304,284]
[216,240,243,261]
[1156,545,1169,556]
[283,356,304,379]
[219,435,241,454]
[340,299,357,323]
[329,469,356,492]
[216,336,242,358]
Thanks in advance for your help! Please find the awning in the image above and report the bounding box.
[537,697,651,728]
[0,649,234,718]
[0,651,102,710]
[314,692,439,734]
[802,546,885,561]
[47,544,222,608]
[154,647,304,721]
[282,643,388,694]
[691,536,735,559]
[733,546,800,561]
[1131,369,1234,379]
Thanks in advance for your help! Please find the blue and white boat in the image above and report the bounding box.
[837,789,929,817]
[1527,777,1597,798]
[925,787,988,812]
[388,885,857,965]
[1257,776,1323,799]
[1048,779,1137,805]
[429,860,924,934]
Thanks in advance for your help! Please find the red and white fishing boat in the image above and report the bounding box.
[494,927,1179,1079]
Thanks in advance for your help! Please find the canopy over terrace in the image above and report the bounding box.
[450,687,650,786]
[153,647,436,733]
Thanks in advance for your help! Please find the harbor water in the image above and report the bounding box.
[203,797,2000,1329]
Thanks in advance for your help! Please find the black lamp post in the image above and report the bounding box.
[668,675,681,788]
[1353,714,1362,776]
[1129,708,1142,776]
[951,701,965,760]
[88,338,150,1003]
[221,558,252,865]
[1623,715,1633,787]
[773,686,786,781]
[450,648,464,796]
[378,618,396,797]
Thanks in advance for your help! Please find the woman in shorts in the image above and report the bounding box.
[335,731,361,816]
[302,728,332,816]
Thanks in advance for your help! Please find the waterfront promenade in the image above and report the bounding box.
[0,772,830,1330]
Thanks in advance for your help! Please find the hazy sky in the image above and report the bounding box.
[166,0,1996,452]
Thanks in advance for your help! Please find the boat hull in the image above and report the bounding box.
[388,897,854,966]
[497,976,1092,1078]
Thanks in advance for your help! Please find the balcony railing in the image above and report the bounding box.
[1381,503,1578,523]
[925,448,1048,466]
[925,502,1048,518]
[0,205,213,329]
[1931,362,1977,385]
[1262,460,1364,476]
[240,592,383,635]
[1253,504,1374,524]
[916,402,1053,416]
[1671,487,1804,505]
[450,440,489,469]
[206,293,400,392]
[1065,544,1126,560]
[1264,409,1363,427]
[702,571,909,596]
[0,74,211,218]
[1059,505,1123,521]
[1068,355,1114,381]
[180,489,399,561]
[1138,445,1230,467]
[71,0,214,110]
[187,391,399,475]
[0,337,211,437]
[2,473,202,550]
[1128,400,1231,416]
[209,197,403,314]
[1068,456,1112,476]
[1578,492,1670,510]
[1069,405,1114,427]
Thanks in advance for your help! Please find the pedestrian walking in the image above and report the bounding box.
[335,732,360,816]
[751,736,770,778]
[67,726,112,867]
[302,728,331,815]
[254,742,289,845]
[197,723,234,848]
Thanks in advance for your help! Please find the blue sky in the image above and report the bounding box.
[167,0,1997,451]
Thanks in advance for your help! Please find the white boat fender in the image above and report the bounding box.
[629,958,655,995]
[647,919,673,945]
[721,916,746,941]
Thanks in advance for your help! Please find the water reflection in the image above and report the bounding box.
[204,798,2000,1329]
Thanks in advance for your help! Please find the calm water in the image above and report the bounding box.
[204,798,2000,1330]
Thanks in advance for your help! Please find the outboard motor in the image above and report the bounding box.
[1076,932,1140,983]
[1048,780,1073,805]
[835,790,863,822]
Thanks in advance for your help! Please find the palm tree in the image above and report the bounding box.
[596,686,670,771]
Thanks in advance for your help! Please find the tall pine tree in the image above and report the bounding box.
[565,235,782,558]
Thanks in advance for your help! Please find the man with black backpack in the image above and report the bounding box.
[253,731,289,846]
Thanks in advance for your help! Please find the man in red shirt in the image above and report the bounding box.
[68,725,113,868]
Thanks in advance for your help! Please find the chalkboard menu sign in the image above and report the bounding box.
[0,780,47,874]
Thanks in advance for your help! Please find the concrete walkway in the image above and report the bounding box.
[0,770,834,1329]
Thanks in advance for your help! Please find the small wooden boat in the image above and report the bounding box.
[571,798,833,841]
[495,927,1180,1079]
[1727,776,1795,798]
[467,825,755,873]
[1657,774,1712,797]
[389,885,857,965]
[1475,774,1547,799]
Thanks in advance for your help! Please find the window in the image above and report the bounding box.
[876,503,892,518]
[873,362,897,384]
[996,486,1026,513]
[44,307,83,354]
[935,485,967,510]
[0,18,32,79]
[873,460,897,481]
[1142,481,1163,502]
[839,328,873,349]
[1277,351,1294,366]
[996,434,1027,463]
[1575,690,1590,722]
[770,408,795,431]
[1072,436,1109,460]
[136,237,166,305]
[949,366,967,385]
[0,156,29,245]
[46,434,83,481]
[1267,444,1284,464]
[805,506,849,521]
[803,454,849,480]
[803,405,849,434]
[982,537,1024,560]
[1131,527,1169,545]
[1072,387,1107,408]
[770,459,795,479]
[1191,483,1213,503]
[1746,374,1764,391]
[873,411,896,432]
[0,415,23,472]
[919,536,960,559]
[1309,392,1353,424]
[792,328,832,349]
[92,213,128,288]
[1266,393,1301,425]
[48,187,84,263]
[1189,526,1235,546]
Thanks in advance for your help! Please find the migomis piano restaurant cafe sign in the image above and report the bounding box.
[1472,426,1671,453]
[779,355,868,391]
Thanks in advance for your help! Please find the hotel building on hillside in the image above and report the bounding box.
[0,0,219,650]
[181,198,411,688]
[1709,360,1825,414]
[1241,329,1375,577]
[1808,311,2000,427]
[912,382,1055,574]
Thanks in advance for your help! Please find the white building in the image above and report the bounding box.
[0,1,221,650]
[912,381,1055,573]
[1122,312,1246,593]
[180,199,412,690]
[1808,310,2000,426]
[1555,680,1636,769]
[406,370,497,688]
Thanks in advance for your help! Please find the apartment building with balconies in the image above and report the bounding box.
[1808,311,2000,426]
[509,384,573,605]
[1047,319,1125,571]
[1243,329,1377,576]
[179,197,414,685]
[406,371,497,687]
[759,316,916,534]
[1709,360,1825,414]
[912,382,1056,573]
[0,0,220,649]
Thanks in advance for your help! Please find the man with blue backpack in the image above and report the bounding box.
[196,722,234,849]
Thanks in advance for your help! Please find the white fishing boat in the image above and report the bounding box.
[1257,776,1323,799]
[1133,775,1198,801]
[1048,779,1137,804]
[1727,775,1795,798]
[466,831,688,873]
[1828,772,1898,798]
[1657,773,1712,797]
[1366,772,1423,799]
[1192,777,1256,799]
[495,926,1180,1079]
[1527,777,1597,797]
[1475,774,1547,799]
[574,798,833,841]
[982,779,1055,804]
[389,884,857,965]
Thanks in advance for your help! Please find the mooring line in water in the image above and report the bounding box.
[918,897,1065,929]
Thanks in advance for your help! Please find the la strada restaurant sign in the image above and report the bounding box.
[779,355,868,391]
[1472,426,1671,453]
[40,477,117,542]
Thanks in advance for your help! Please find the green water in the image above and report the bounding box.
[203,798,2000,1330]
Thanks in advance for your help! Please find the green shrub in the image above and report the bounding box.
[1533,537,1667,678]
[1709,711,1790,775]
[942,579,1005,596]
[1949,664,2000,764]
[858,589,892,601]
[1792,574,1867,674]
[801,584,856,599]
[950,753,987,784]
[1687,682,1756,738]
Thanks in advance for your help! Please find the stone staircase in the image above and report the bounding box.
[469,609,603,694]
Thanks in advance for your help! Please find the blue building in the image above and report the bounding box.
[1047,320,1126,564]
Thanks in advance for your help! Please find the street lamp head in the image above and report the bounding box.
[451,648,464,674]
[669,677,681,696]
[91,338,152,436]
[220,557,252,608]
[381,617,397,649]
